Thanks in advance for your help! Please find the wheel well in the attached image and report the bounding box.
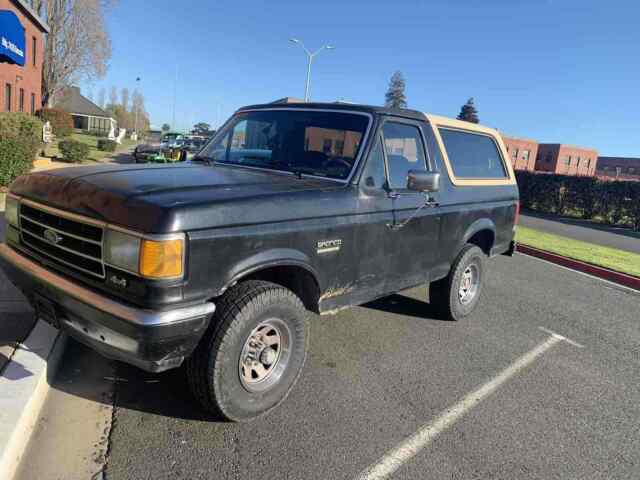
[243,265,321,314]
[467,229,494,256]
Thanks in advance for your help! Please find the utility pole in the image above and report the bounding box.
[289,39,335,102]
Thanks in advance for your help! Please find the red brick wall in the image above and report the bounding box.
[535,144,598,177]
[502,136,538,171]
[0,0,45,114]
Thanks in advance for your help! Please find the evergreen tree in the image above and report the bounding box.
[457,97,479,123]
[385,71,407,109]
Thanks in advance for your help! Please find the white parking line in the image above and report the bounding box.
[355,330,582,480]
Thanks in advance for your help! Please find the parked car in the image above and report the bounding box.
[134,133,187,163]
[0,102,518,422]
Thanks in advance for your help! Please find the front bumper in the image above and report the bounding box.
[0,243,215,372]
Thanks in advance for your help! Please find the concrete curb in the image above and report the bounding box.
[517,243,640,291]
[0,321,67,480]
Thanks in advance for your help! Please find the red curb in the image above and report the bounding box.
[516,243,640,291]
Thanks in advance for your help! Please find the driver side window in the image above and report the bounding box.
[382,122,427,189]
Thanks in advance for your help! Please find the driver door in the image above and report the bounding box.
[381,119,442,290]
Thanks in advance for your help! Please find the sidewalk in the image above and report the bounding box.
[520,210,640,255]
[0,218,37,374]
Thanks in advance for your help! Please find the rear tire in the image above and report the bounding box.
[186,280,308,422]
[429,244,486,321]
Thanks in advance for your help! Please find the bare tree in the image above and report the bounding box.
[121,87,129,111]
[109,86,117,106]
[39,0,114,106]
[97,87,105,108]
[87,88,94,102]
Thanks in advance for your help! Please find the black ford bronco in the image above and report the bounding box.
[0,103,519,421]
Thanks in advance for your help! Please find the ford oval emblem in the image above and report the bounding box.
[43,229,63,245]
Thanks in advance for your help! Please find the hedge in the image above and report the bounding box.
[516,171,640,231]
[97,139,117,152]
[0,112,43,187]
[38,108,73,137]
[58,139,90,163]
[0,139,32,187]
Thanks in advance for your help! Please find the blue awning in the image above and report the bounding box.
[0,10,26,66]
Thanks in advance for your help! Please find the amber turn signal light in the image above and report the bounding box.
[139,238,184,279]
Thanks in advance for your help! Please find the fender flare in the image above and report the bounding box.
[221,248,322,294]
[460,218,496,254]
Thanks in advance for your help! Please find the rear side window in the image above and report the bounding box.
[438,128,507,179]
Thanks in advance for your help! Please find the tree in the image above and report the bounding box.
[384,71,407,109]
[162,123,171,133]
[131,90,150,133]
[97,87,105,108]
[109,86,118,106]
[121,87,129,111]
[457,97,479,124]
[87,89,94,102]
[192,122,212,135]
[35,0,114,107]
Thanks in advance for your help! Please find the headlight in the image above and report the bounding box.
[5,195,19,228]
[104,229,141,273]
[104,229,184,279]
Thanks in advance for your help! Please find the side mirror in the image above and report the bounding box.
[407,170,440,193]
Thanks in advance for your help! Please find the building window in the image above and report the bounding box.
[5,84,12,111]
[521,150,530,161]
[629,168,635,174]
[561,156,570,166]
[322,138,332,154]
[511,148,518,160]
[30,93,36,114]
[32,36,37,67]
[19,88,24,112]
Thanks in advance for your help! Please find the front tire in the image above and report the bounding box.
[186,280,308,422]
[429,244,486,321]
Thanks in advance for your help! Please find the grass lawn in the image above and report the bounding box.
[516,225,640,277]
[44,132,137,163]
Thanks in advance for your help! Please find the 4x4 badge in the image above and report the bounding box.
[317,239,342,254]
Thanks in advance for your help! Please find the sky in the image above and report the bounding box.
[83,0,640,157]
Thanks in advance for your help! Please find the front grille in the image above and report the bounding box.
[19,203,105,278]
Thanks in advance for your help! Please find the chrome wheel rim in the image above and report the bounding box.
[239,318,291,393]
[459,264,479,305]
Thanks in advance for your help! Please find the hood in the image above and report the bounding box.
[9,164,345,233]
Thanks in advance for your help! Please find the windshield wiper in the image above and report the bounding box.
[290,166,321,178]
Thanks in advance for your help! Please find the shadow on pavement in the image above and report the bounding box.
[522,209,640,240]
[51,337,227,422]
[0,350,33,380]
[363,292,450,321]
[51,292,444,423]
[108,152,135,164]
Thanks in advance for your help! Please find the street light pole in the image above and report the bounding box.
[289,39,335,102]
[134,77,140,139]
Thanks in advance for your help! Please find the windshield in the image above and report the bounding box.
[199,110,369,180]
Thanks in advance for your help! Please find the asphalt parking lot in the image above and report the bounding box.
[16,253,640,480]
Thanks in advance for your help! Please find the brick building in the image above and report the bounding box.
[0,0,48,114]
[501,136,538,171]
[596,157,640,181]
[535,144,598,177]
